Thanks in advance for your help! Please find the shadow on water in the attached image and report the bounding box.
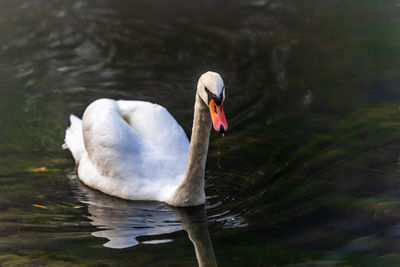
[69,173,217,266]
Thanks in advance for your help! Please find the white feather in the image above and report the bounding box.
[63,114,85,163]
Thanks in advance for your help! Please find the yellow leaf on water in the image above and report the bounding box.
[32,204,48,209]
[73,205,84,209]
[28,166,47,172]
[27,166,60,173]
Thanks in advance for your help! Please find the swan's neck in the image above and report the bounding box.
[170,93,211,206]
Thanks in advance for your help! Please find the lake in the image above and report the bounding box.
[1,0,400,266]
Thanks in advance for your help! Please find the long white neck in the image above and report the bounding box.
[169,93,211,207]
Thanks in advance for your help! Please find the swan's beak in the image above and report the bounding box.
[208,99,228,134]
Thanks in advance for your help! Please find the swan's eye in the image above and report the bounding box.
[220,91,223,101]
[205,86,216,104]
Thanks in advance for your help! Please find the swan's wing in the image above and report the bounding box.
[82,99,189,181]
[82,99,143,179]
[117,100,189,158]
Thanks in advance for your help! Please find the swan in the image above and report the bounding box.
[63,71,228,207]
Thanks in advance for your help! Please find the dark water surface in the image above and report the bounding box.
[2,0,400,265]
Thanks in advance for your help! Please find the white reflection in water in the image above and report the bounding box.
[68,174,217,266]
[87,200,180,248]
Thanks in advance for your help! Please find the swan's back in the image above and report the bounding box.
[117,100,189,157]
[64,98,190,202]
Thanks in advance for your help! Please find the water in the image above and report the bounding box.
[1,0,400,265]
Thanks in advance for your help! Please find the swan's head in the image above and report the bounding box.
[197,71,228,134]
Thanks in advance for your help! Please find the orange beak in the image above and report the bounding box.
[208,99,228,134]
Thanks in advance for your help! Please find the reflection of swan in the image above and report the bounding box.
[173,207,218,267]
[63,71,227,207]
[69,174,217,266]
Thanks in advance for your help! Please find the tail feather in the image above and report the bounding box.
[63,114,85,163]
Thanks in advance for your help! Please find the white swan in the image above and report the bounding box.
[63,71,228,207]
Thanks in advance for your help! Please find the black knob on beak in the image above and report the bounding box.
[219,125,225,134]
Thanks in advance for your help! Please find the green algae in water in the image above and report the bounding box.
[254,104,400,215]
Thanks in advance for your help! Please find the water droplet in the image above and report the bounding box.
[216,135,224,169]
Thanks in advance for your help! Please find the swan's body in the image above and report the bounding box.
[64,71,227,207]
[66,99,190,203]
